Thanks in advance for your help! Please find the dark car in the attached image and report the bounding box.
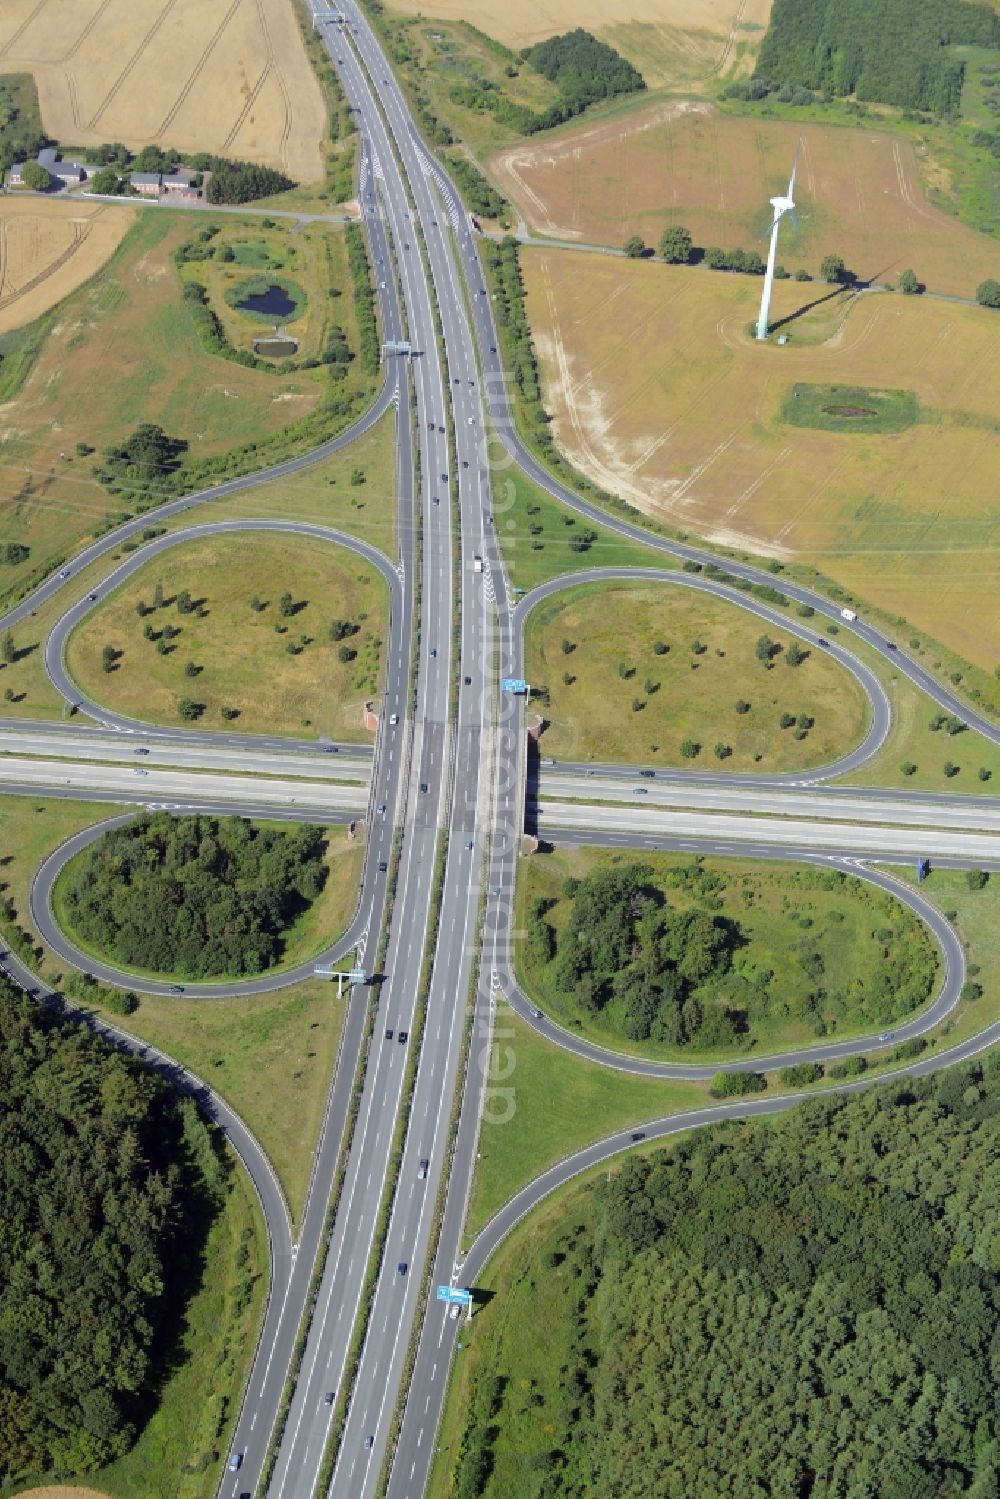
[639,769,655,778]
[630,1132,646,1142]
[398,1029,408,1044]
[441,472,448,482]
[385,1027,393,1040]
[324,1392,335,1406]
[397,1261,407,1275]
[420,782,428,793]
[378,860,388,873]
[464,675,471,684]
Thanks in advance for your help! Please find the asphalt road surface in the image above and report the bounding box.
[534,798,1000,861]
[0,721,371,779]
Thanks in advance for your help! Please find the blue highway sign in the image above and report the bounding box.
[436,1285,472,1305]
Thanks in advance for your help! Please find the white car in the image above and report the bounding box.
[389,713,398,725]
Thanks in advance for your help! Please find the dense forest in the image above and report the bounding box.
[0,980,223,1479]
[524,860,936,1049]
[61,813,328,978]
[522,29,645,115]
[756,0,1000,117]
[457,1064,1000,1497]
[205,157,294,204]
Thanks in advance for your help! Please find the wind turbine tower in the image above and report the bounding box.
[756,140,801,341]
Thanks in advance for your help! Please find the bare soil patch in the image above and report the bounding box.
[18,1490,109,1498]
[0,0,326,181]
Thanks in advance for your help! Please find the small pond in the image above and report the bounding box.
[237,282,297,318]
[253,336,299,359]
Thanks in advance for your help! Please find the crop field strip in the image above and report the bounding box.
[492,103,1000,300]
[521,246,1000,672]
[0,0,325,181]
[382,0,772,89]
[0,196,134,335]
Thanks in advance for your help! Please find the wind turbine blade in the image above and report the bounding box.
[788,137,802,199]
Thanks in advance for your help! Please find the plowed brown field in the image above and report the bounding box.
[0,0,325,181]
[494,104,998,298]
[0,195,133,334]
[523,246,1000,670]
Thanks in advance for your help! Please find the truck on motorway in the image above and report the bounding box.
[840,607,857,621]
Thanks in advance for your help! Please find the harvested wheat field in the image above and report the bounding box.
[523,247,1000,670]
[494,104,999,298]
[385,0,770,87]
[0,0,325,181]
[0,195,133,335]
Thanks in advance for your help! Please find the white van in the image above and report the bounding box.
[840,608,857,622]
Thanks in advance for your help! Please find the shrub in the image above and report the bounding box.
[710,1070,766,1097]
[778,1062,823,1086]
[659,225,693,263]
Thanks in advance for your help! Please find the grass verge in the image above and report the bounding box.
[66,532,387,741]
[92,1160,268,1499]
[516,847,937,1063]
[524,578,868,771]
[464,1002,710,1242]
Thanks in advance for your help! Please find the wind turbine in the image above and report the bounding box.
[756,140,801,342]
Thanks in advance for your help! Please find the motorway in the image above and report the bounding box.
[0,5,997,1499]
[0,722,371,778]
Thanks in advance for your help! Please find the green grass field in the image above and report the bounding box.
[50,820,363,985]
[430,1178,602,1499]
[464,1002,709,1242]
[781,383,920,435]
[525,579,869,771]
[515,846,937,1061]
[877,863,999,1051]
[106,979,348,1225]
[492,455,664,592]
[67,531,387,740]
[210,408,398,555]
